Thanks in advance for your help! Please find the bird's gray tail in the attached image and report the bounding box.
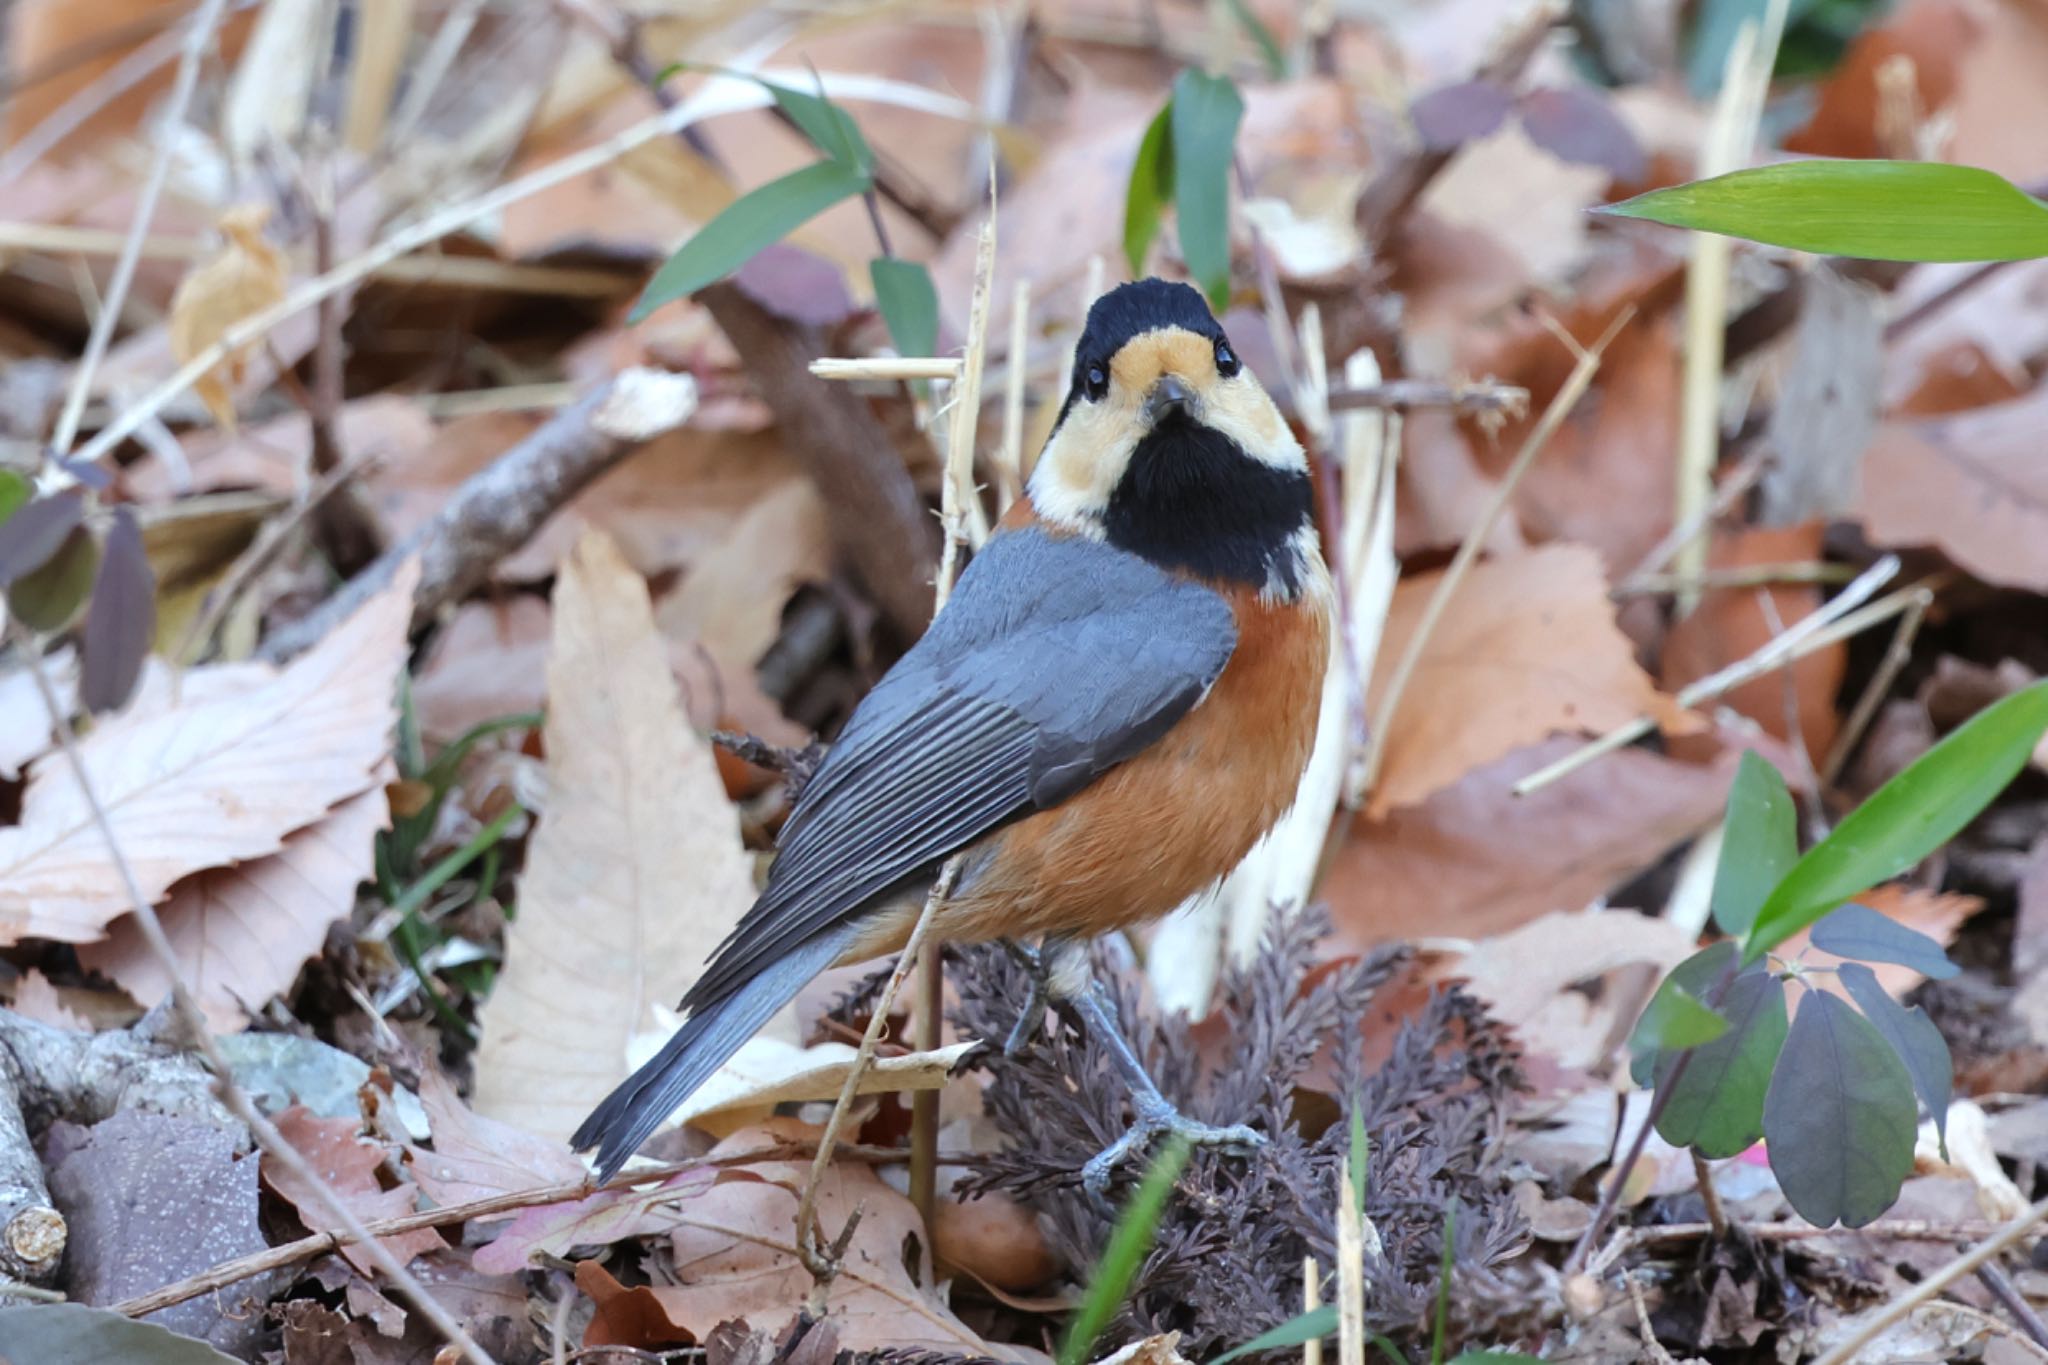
[572,924,858,1181]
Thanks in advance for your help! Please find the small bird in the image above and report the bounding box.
[573,278,1332,1191]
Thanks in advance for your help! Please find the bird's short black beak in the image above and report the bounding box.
[1145,374,1195,425]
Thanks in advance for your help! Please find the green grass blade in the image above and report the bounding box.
[632,160,869,320]
[1169,70,1244,310]
[1603,161,2048,262]
[1209,1305,1337,1364]
[1057,1136,1191,1365]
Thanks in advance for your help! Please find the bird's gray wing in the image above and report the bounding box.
[682,525,1237,1009]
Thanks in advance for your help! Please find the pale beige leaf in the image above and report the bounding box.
[168,204,289,429]
[1366,544,1697,817]
[405,1067,587,1210]
[0,648,73,781]
[673,1038,977,1139]
[472,531,757,1142]
[78,783,390,1031]
[0,561,417,946]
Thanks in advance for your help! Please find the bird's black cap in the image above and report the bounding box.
[1073,279,1225,381]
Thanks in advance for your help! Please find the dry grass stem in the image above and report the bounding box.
[1613,561,1856,598]
[810,356,966,382]
[1336,1160,1365,1365]
[996,277,1032,512]
[1324,379,1528,417]
[1302,1255,1323,1365]
[1820,588,1931,786]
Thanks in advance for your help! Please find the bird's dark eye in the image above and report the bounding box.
[1084,364,1109,400]
[1215,341,1240,377]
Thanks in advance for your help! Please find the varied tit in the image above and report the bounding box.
[574,278,1332,1193]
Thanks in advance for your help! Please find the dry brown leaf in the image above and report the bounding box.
[405,1067,587,1210]
[127,395,436,503]
[579,1118,1006,1356]
[410,597,552,744]
[1660,521,1845,767]
[1856,383,2048,592]
[654,477,829,681]
[1944,0,2048,186]
[6,968,89,1031]
[471,532,758,1142]
[78,783,390,1030]
[0,561,415,946]
[1326,738,1743,947]
[1366,544,1696,817]
[168,204,289,430]
[1783,0,1982,160]
[267,1106,444,1275]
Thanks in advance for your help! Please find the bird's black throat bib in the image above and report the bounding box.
[1103,418,1313,595]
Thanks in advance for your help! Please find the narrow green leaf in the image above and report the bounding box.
[1221,0,1287,78]
[1654,964,1787,1158]
[1124,102,1175,279]
[8,523,99,632]
[1629,978,1730,1061]
[1746,680,2048,960]
[1630,942,1736,1085]
[1209,1305,1337,1364]
[759,76,872,173]
[870,257,939,361]
[1764,989,1917,1228]
[1711,750,1798,936]
[0,469,29,526]
[1603,161,2048,263]
[1170,69,1244,311]
[1838,961,1953,1160]
[632,160,869,320]
[1057,1136,1191,1365]
[1810,903,1960,979]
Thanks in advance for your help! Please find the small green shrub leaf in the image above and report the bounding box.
[1057,1135,1191,1365]
[1209,1305,1337,1364]
[0,490,84,585]
[759,76,872,173]
[1764,989,1917,1228]
[1746,680,2048,960]
[870,257,939,361]
[8,523,99,632]
[1838,960,1954,1159]
[1602,161,2048,263]
[1124,102,1175,278]
[80,506,154,713]
[1170,69,1243,311]
[1711,750,1798,937]
[0,469,29,526]
[1629,976,1729,1063]
[1631,942,1735,1085]
[1653,962,1787,1158]
[632,160,870,320]
[1810,903,1959,980]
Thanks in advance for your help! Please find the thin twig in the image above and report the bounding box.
[22,648,496,1364]
[811,357,966,383]
[46,0,233,461]
[1814,1196,2048,1365]
[1613,561,1856,598]
[1356,307,1632,795]
[1980,1263,2048,1351]
[1618,447,1770,589]
[1323,379,1528,417]
[1819,586,1931,787]
[1627,1271,1679,1365]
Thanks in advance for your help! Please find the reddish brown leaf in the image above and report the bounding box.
[266,1107,444,1276]
[80,506,155,713]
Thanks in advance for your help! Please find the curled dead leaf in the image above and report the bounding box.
[168,204,288,430]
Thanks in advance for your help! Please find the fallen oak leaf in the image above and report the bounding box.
[0,559,417,946]
[405,1066,588,1210]
[472,1167,718,1274]
[267,1107,444,1276]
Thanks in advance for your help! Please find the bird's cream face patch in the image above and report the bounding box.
[1027,326,1304,532]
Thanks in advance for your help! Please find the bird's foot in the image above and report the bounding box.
[1080,1095,1266,1204]
[1001,939,1051,1058]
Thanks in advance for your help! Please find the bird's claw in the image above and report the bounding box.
[1079,1098,1266,1205]
[1001,941,1051,1058]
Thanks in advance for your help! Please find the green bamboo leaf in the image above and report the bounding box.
[1653,963,1787,1158]
[1603,161,2048,263]
[1210,1305,1337,1364]
[632,160,869,320]
[1711,750,1798,937]
[759,76,873,173]
[1170,69,1244,310]
[1057,1136,1191,1365]
[1838,960,1953,1159]
[1221,0,1287,78]
[870,257,939,361]
[1764,989,1917,1228]
[1124,102,1175,279]
[1746,680,2048,960]
[1811,903,1959,980]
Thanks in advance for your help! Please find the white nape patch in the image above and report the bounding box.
[1262,523,1332,607]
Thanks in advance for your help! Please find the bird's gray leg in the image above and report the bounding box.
[1040,942,1265,1200]
[1000,939,1051,1057]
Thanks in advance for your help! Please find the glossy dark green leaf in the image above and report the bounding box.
[758,76,872,173]
[1711,750,1798,936]
[1764,989,1917,1228]
[1057,1135,1191,1365]
[1124,102,1175,278]
[81,506,155,713]
[1170,69,1244,311]
[1630,942,1735,1085]
[632,159,870,320]
[1209,1305,1337,1364]
[1654,964,1787,1158]
[1838,960,1953,1159]
[0,468,29,526]
[870,257,939,362]
[0,490,83,584]
[1746,679,2048,960]
[1222,0,1287,78]
[1603,161,2048,263]
[1811,903,1959,979]
[7,524,99,631]
[0,1303,240,1363]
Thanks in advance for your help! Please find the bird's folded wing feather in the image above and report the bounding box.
[682,527,1238,1009]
